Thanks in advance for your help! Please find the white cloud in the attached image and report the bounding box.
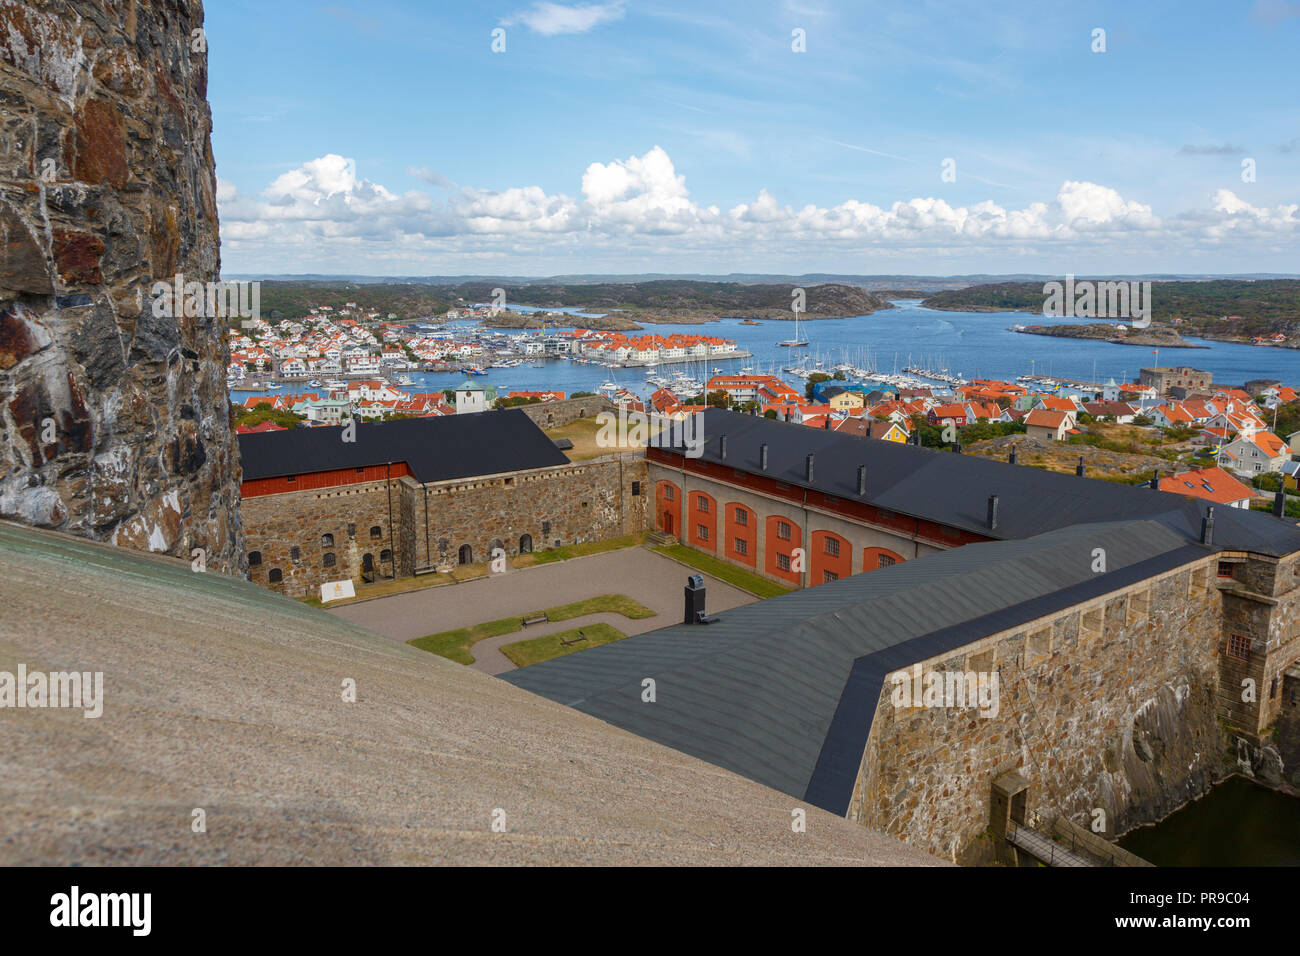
[217,147,1300,272]
[502,2,624,36]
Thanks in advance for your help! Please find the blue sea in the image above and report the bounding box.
[233,299,1300,403]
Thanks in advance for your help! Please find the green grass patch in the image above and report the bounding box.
[526,533,643,565]
[499,622,628,668]
[652,544,793,599]
[546,593,655,621]
[407,593,655,664]
[408,616,522,665]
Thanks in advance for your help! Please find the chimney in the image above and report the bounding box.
[1008,446,1018,465]
[987,494,999,530]
[1274,486,1286,517]
[759,443,769,471]
[683,574,714,624]
[1076,456,1085,477]
[719,434,727,460]
[805,453,815,483]
[1152,469,1161,490]
[823,414,830,430]
[1201,506,1215,546]
[857,464,867,496]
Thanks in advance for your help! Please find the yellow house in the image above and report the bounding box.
[827,391,866,412]
[875,421,909,443]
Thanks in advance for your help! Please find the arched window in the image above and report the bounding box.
[380,549,393,563]
[370,525,382,540]
[323,552,336,567]
[362,554,374,572]
[248,551,262,566]
[458,544,473,565]
[268,568,283,583]
[519,534,533,554]
[321,533,334,547]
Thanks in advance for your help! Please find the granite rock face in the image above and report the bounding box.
[0,0,243,572]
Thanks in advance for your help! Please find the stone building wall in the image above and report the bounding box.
[516,394,617,430]
[242,453,648,597]
[241,478,397,597]
[399,453,647,575]
[851,558,1236,863]
[0,0,244,572]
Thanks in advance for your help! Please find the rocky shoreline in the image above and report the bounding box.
[1012,323,1208,348]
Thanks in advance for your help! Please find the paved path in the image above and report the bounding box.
[327,547,757,674]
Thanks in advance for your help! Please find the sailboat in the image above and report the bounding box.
[778,310,809,348]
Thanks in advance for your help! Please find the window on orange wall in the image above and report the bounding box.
[664,485,674,499]
[777,521,791,541]
[697,496,709,513]
[824,537,839,556]
[823,570,838,583]
[878,554,896,568]
[735,538,747,555]
[735,508,747,525]
[1228,634,1251,660]
[697,524,708,541]
[777,553,791,571]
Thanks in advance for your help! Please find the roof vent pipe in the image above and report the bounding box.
[951,442,962,454]
[1008,446,1018,465]
[719,434,727,460]
[805,453,815,483]
[759,443,769,471]
[1076,456,1085,477]
[1274,486,1286,517]
[857,465,867,496]
[987,494,999,530]
[1201,506,1215,546]
[1152,470,1161,490]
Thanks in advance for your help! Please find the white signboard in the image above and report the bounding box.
[320,579,356,603]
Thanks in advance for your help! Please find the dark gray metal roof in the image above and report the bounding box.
[504,519,1208,813]
[655,408,1300,557]
[238,409,570,483]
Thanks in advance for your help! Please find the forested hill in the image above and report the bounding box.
[922,279,1300,341]
[253,279,892,323]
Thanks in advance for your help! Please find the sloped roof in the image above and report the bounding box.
[649,408,1300,556]
[0,522,937,866]
[238,409,569,483]
[506,520,1206,815]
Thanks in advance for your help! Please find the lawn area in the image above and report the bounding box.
[499,622,627,668]
[543,416,664,461]
[652,544,794,599]
[515,532,644,567]
[407,593,655,664]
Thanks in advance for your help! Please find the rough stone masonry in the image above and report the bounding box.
[0,0,244,572]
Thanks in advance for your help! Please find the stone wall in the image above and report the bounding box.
[241,477,398,597]
[243,453,648,597]
[400,453,647,576]
[851,558,1236,863]
[0,0,243,572]
[517,394,617,430]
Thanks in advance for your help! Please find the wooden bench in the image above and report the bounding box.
[558,630,588,647]
[521,613,548,627]
[413,565,439,576]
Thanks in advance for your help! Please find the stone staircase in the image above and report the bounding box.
[646,530,678,547]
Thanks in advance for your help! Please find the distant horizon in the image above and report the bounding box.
[223,272,1300,283]
[207,1,1300,276]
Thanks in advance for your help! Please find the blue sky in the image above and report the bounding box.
[207,0,1300,276]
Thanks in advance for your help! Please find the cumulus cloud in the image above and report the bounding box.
[217,146,1300,270]
[502,2,624,35]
